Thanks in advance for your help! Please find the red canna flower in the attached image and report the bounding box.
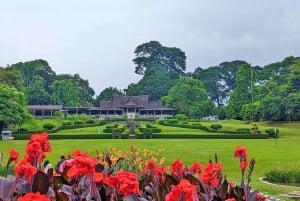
[9,148,19,162]
[198,162,223,188]
[67,150,98,178]
[165,179,197,201]
[169,158,185,179]
[189,161,202,174]
[94,172,104,183]
[17,192,50,201]
[104,175,120,188]
[256,193,267,201]
[239,160,249,170]
[145,160,156,171]
[14,161,38,183]
[234,145,248,158]
[225,198,236,201]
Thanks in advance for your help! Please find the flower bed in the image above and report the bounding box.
[0,132,266,201]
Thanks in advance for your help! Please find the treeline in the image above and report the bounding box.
[1,41,300,122]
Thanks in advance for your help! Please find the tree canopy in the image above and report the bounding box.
[0,84,29,131]
[162,77,213,118]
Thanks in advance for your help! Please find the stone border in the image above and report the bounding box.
[259,177,300,200]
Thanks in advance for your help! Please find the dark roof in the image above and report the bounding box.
[113,95,149,107]
[28,105,63,110]
[100,95,150,108]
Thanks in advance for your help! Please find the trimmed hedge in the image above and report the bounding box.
[151,134,268,139]
[43,123,55,130]
[13,133,268,140]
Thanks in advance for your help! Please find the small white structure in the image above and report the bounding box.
[1,129,13,140]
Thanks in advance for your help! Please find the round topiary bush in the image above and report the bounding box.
[74,120,84,125]
[210,124,222,130]
[85,119,95,124]
[236,128,251,134]
[265,128,279,138]
[62,121,72,126]
[43,123,55,130]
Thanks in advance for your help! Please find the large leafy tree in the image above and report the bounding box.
[133,41,186,76]
[191,60,248,106]
[162,77,213,118]
[126,64,178,100]
[226,63,257,119]
[9,59,56,91]
[26,75,51,105]
[129,41,186,100]
[192,66,223,106]
[95,87,123,106]
[0,67,24,91]
[55,74,95,106]
[0,84,29,131]
[50,79,80,106]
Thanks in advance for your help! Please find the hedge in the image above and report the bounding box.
[13,133,268,140]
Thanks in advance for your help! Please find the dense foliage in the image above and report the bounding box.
[0,41,299,121]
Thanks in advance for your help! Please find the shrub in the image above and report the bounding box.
[265,128,279,138]
[236,128,251,134]
[18,127,28,132]
[175,114,187,121]
[43,123,55,130]
[74,120,84,125]
[210,124,222,130]
[85,119,95,124]
[166,119,178,124]
[265,164,300,183]
[62,121,72,126]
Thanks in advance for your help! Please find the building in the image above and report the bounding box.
[27,95,175,119]
[27,105,63,117]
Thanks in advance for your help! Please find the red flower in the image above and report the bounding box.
[67,149,98,178]
[17,192,50,201]
[225,198,236,201]
[256,193,266,201]
[146,160,156,171]
[9,148,19,162]
[165,179,197,201]
[189,161,202,174]
[105,170,140,196]
[198,162,223,188]
[234,145,248,158]
[239,160,248,170]
[14,161,38,183]
[104,175,120,188]
[94,172,104,183]
[169,158,185,178]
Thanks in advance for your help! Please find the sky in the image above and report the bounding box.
[1,0,300,94]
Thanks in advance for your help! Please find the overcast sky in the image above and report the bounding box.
[1,0,299,94]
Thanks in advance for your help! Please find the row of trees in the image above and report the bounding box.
[1,41,300,128]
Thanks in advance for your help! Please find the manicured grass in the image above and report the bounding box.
[1,120,299,199]
[1,137,299,198]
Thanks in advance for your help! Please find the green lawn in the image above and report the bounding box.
[1,120,300,199]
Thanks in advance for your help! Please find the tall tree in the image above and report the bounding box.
[50,79,80,106]
[0,84,29,131]
[192,66,223,106]
[9,59,56,91]
[26,75,51,105]
[130,41,186,100]
[126,64,178,100]
[226,63,256,119]
[162,77,213,118]
[133,41,186,76]
[56,74,95,106]
[95,87,123,105]
[0,67,24,91]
